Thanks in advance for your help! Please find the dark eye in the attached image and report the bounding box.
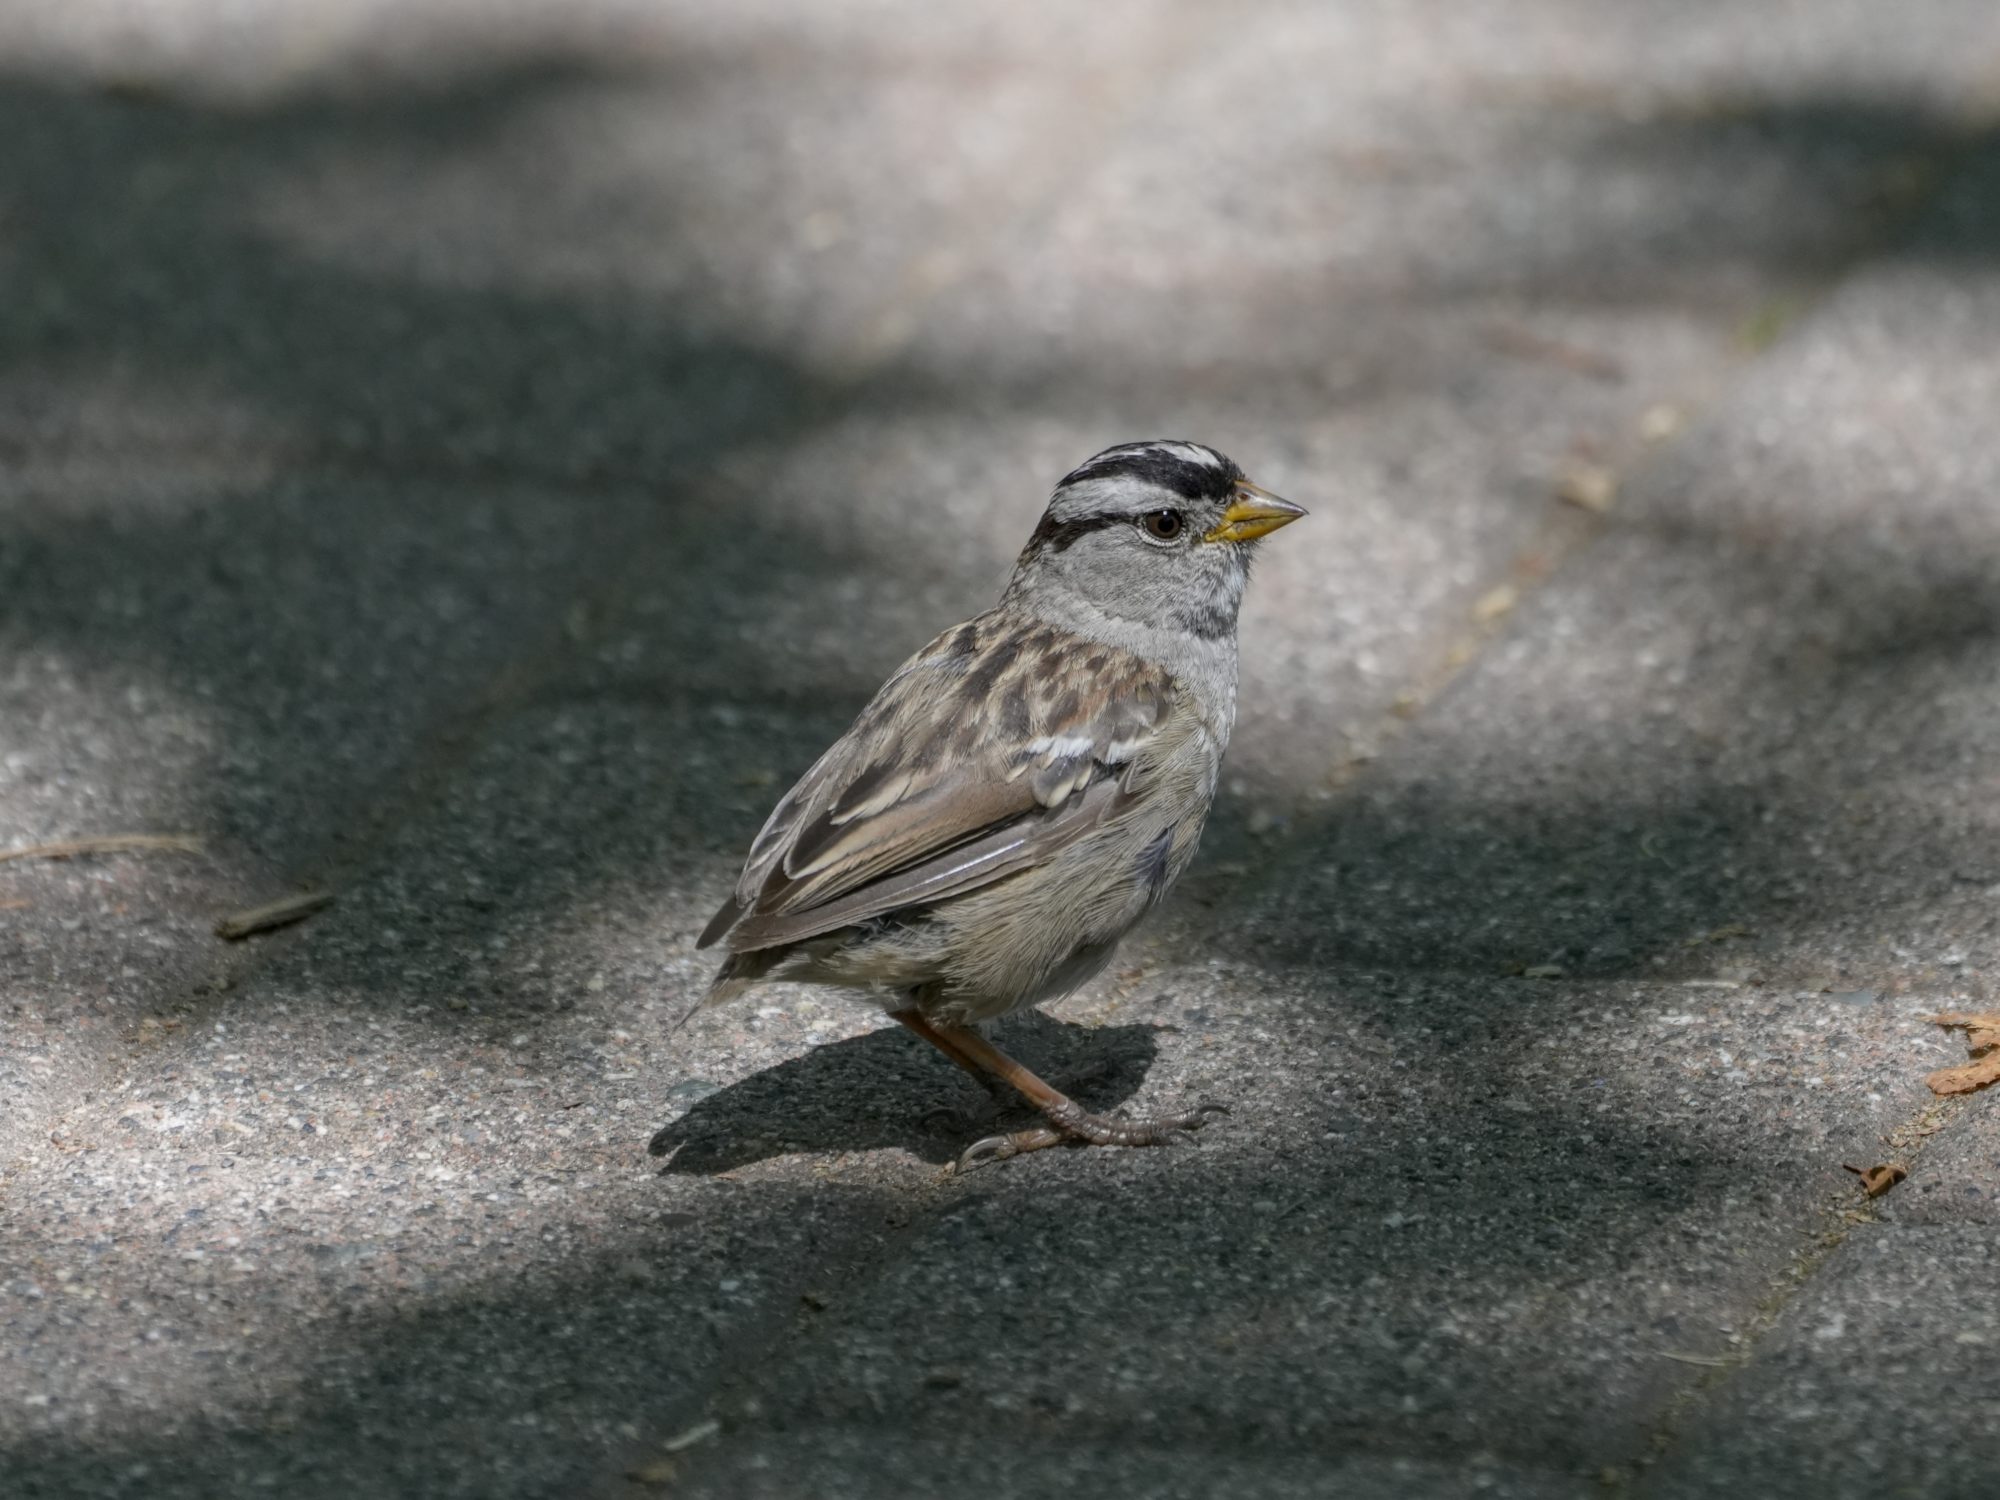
[1139,509,1184,541]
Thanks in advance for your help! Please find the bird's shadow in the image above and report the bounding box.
[648,1011,1169,1173]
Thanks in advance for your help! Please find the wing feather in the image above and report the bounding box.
[696,612,1172,952]
[724,777,1127,950]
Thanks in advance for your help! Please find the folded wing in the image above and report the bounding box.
[698,615,1172,953]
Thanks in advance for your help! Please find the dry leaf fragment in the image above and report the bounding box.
[1927,1054,2000,1095]
[1930,1012,2000,1049]
[1556,464,1618,513]
[1842,1163,1907,1198]
[1639,403,1685,442]
[1473,583,1519,623]
[215,889,334,940]
[1926,1013,2000,1096]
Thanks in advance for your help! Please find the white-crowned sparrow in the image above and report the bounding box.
[684,440,1304,1167]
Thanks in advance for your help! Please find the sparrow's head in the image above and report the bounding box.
[1007,440,1306,639]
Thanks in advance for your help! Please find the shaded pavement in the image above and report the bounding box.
[3,3,1999,1496]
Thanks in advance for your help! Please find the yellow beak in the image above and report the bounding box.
[1202,480,1308,544]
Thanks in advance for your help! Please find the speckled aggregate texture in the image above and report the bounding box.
[3,3,2000,1498]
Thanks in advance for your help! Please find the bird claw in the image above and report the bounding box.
[952,1099,1228,1169]
[952,1136,1014,1174]
[1160,1103,1227,1145]
[953,1126,1063,1174]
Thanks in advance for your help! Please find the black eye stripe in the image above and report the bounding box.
[1023,511,1128,554]
[1024,508,1198,555]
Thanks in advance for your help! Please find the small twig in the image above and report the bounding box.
[0,834,204,864]
[1481,322,1626,382]
[1657,1350,1736,1368]
[215,889,335,940]
[659,1418,721,1453]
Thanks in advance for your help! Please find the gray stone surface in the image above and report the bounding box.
[1886,1081,2000,1228]
[1643,1226,2000,1500]
[4,3,2000,1498]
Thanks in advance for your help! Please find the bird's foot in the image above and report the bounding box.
[953,1099,1228,1173]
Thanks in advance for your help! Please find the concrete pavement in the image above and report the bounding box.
[3,4,1999,1496]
